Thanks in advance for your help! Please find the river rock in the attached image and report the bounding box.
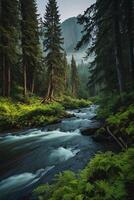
[80,121,102,136]
[81,127,100,136]
[92,134,111,142]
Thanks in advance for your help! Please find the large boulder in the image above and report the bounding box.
[81,127,100,136]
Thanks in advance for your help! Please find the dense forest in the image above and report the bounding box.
[0,0,134,200]
[0,0,87,100]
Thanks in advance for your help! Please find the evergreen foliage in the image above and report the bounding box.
[0,0,19,97]
[42,0,64,101]
[20,0,41,96]
[71,55,79,97]
[77,0,134,97]
[0,0,88,100]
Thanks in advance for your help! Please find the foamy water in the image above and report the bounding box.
[49,147,80,162]
[0,166,54,198]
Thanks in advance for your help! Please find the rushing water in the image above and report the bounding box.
[0,105,103,200]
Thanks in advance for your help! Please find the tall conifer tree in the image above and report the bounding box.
[77,0,134,97]
[63,51,68,90]
[42,0,63,102]
[0,0,19,97]
[71,55,79,97]
[20,0,40,96]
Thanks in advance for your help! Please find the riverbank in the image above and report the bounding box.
[0,96,92,133]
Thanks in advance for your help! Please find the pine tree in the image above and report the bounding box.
[0,0,2,95]
[0,0,19,97]
[71,55,79,97]
[42,0,63,102]
[122,0,134,87]
[63,51,68,90]
[20,0,40,96]
[77,0,134,97]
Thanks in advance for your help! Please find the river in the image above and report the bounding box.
[0,105,107,200]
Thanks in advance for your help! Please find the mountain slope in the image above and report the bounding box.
[61,17,83,53]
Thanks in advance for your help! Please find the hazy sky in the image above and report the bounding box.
[37,0,95,22]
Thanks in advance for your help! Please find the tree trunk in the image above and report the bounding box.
[7,64,11,97]
[2,54,6,96]
[31,78,35,94]
[126,0,134,85]
[46,79,54,101]
[72,84,76,97]
[23,65,27,97]
[113,0,125,95]
[42,70,54,103]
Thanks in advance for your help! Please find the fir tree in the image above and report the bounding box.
[42,0,63,102]
[20,0,40,96]
[63,51,68,90]
[0,0,2,95]
[77,0,134,97]
[0,0,19,97]
[71,55,79,97]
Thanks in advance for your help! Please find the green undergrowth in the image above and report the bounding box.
[59,95,92,109]
[96,104,134,145]
[0,96,91,132]
[33,147,134,200]
[107,105,134,140]
[0,98,65,131]
[93,92,134,145]
[95,92,134,119]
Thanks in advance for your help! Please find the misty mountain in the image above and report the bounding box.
[61,17,87,63]
[61,17,83,53]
